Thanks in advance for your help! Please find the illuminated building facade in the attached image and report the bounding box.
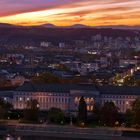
[1,83,140,113]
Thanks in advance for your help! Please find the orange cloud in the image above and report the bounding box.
[0,0,139,26]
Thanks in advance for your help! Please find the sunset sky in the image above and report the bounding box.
[0,0,140,26]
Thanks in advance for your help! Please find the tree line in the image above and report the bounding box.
[1,97,140,128]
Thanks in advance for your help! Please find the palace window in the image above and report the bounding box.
[126,101,129,105]
[91,106,93,111]
[86,98,90,103]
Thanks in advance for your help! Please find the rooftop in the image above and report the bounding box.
[15,82,98,93]
[98,86,140,95]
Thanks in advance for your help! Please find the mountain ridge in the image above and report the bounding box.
[0,23,140,30]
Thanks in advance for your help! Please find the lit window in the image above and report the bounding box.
[126,101,129,105]
[87,106,90,111]
[90,98,94,102]
[86,98,90,103]
[75,97,78,103]
[113,101,116,104]
[91,106,93,111]
[19,97,22,101]
[37,104,40,108]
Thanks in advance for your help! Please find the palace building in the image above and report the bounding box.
[1,83,140,113]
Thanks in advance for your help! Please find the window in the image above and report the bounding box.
[91,106,93,111]
[90,98,94,102]
[43,98,45,103]
[87,106,90,111]
[113,101,116,104]
[62,98,64,103]
[59,98,60,102]
[75,97,78,103]
[65,98,67,103]
[126,101,129,105]
[86,98,90,103]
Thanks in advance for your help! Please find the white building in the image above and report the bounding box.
[99,86,140,112]
[12,83,97,112]
[1,83,140,113]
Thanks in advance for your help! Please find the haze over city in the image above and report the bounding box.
[0,0,140,26]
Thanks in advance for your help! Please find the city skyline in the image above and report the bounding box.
[0,0,140,26]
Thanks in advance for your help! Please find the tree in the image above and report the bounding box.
[113,74,122,85]
[0,98,13,119]
[125,109,133,127]
[56,64,70,71]
[131,98,140,126]
[92,103,101,125]
[91,75,98,85]
[23,99,39,122]
[47,108,65,124]
[78,96,87,124]
[0,78,12,88]
[100,101,119,126]
[135,79,140,86]
[123,75,135,86]
[32,72,64,84]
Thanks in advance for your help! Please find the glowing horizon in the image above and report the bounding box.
[0,0,140,26]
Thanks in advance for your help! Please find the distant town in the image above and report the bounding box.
[0,24,140,87]
[0,25,140,138]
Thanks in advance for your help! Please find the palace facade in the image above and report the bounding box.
[1,83,140,113]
